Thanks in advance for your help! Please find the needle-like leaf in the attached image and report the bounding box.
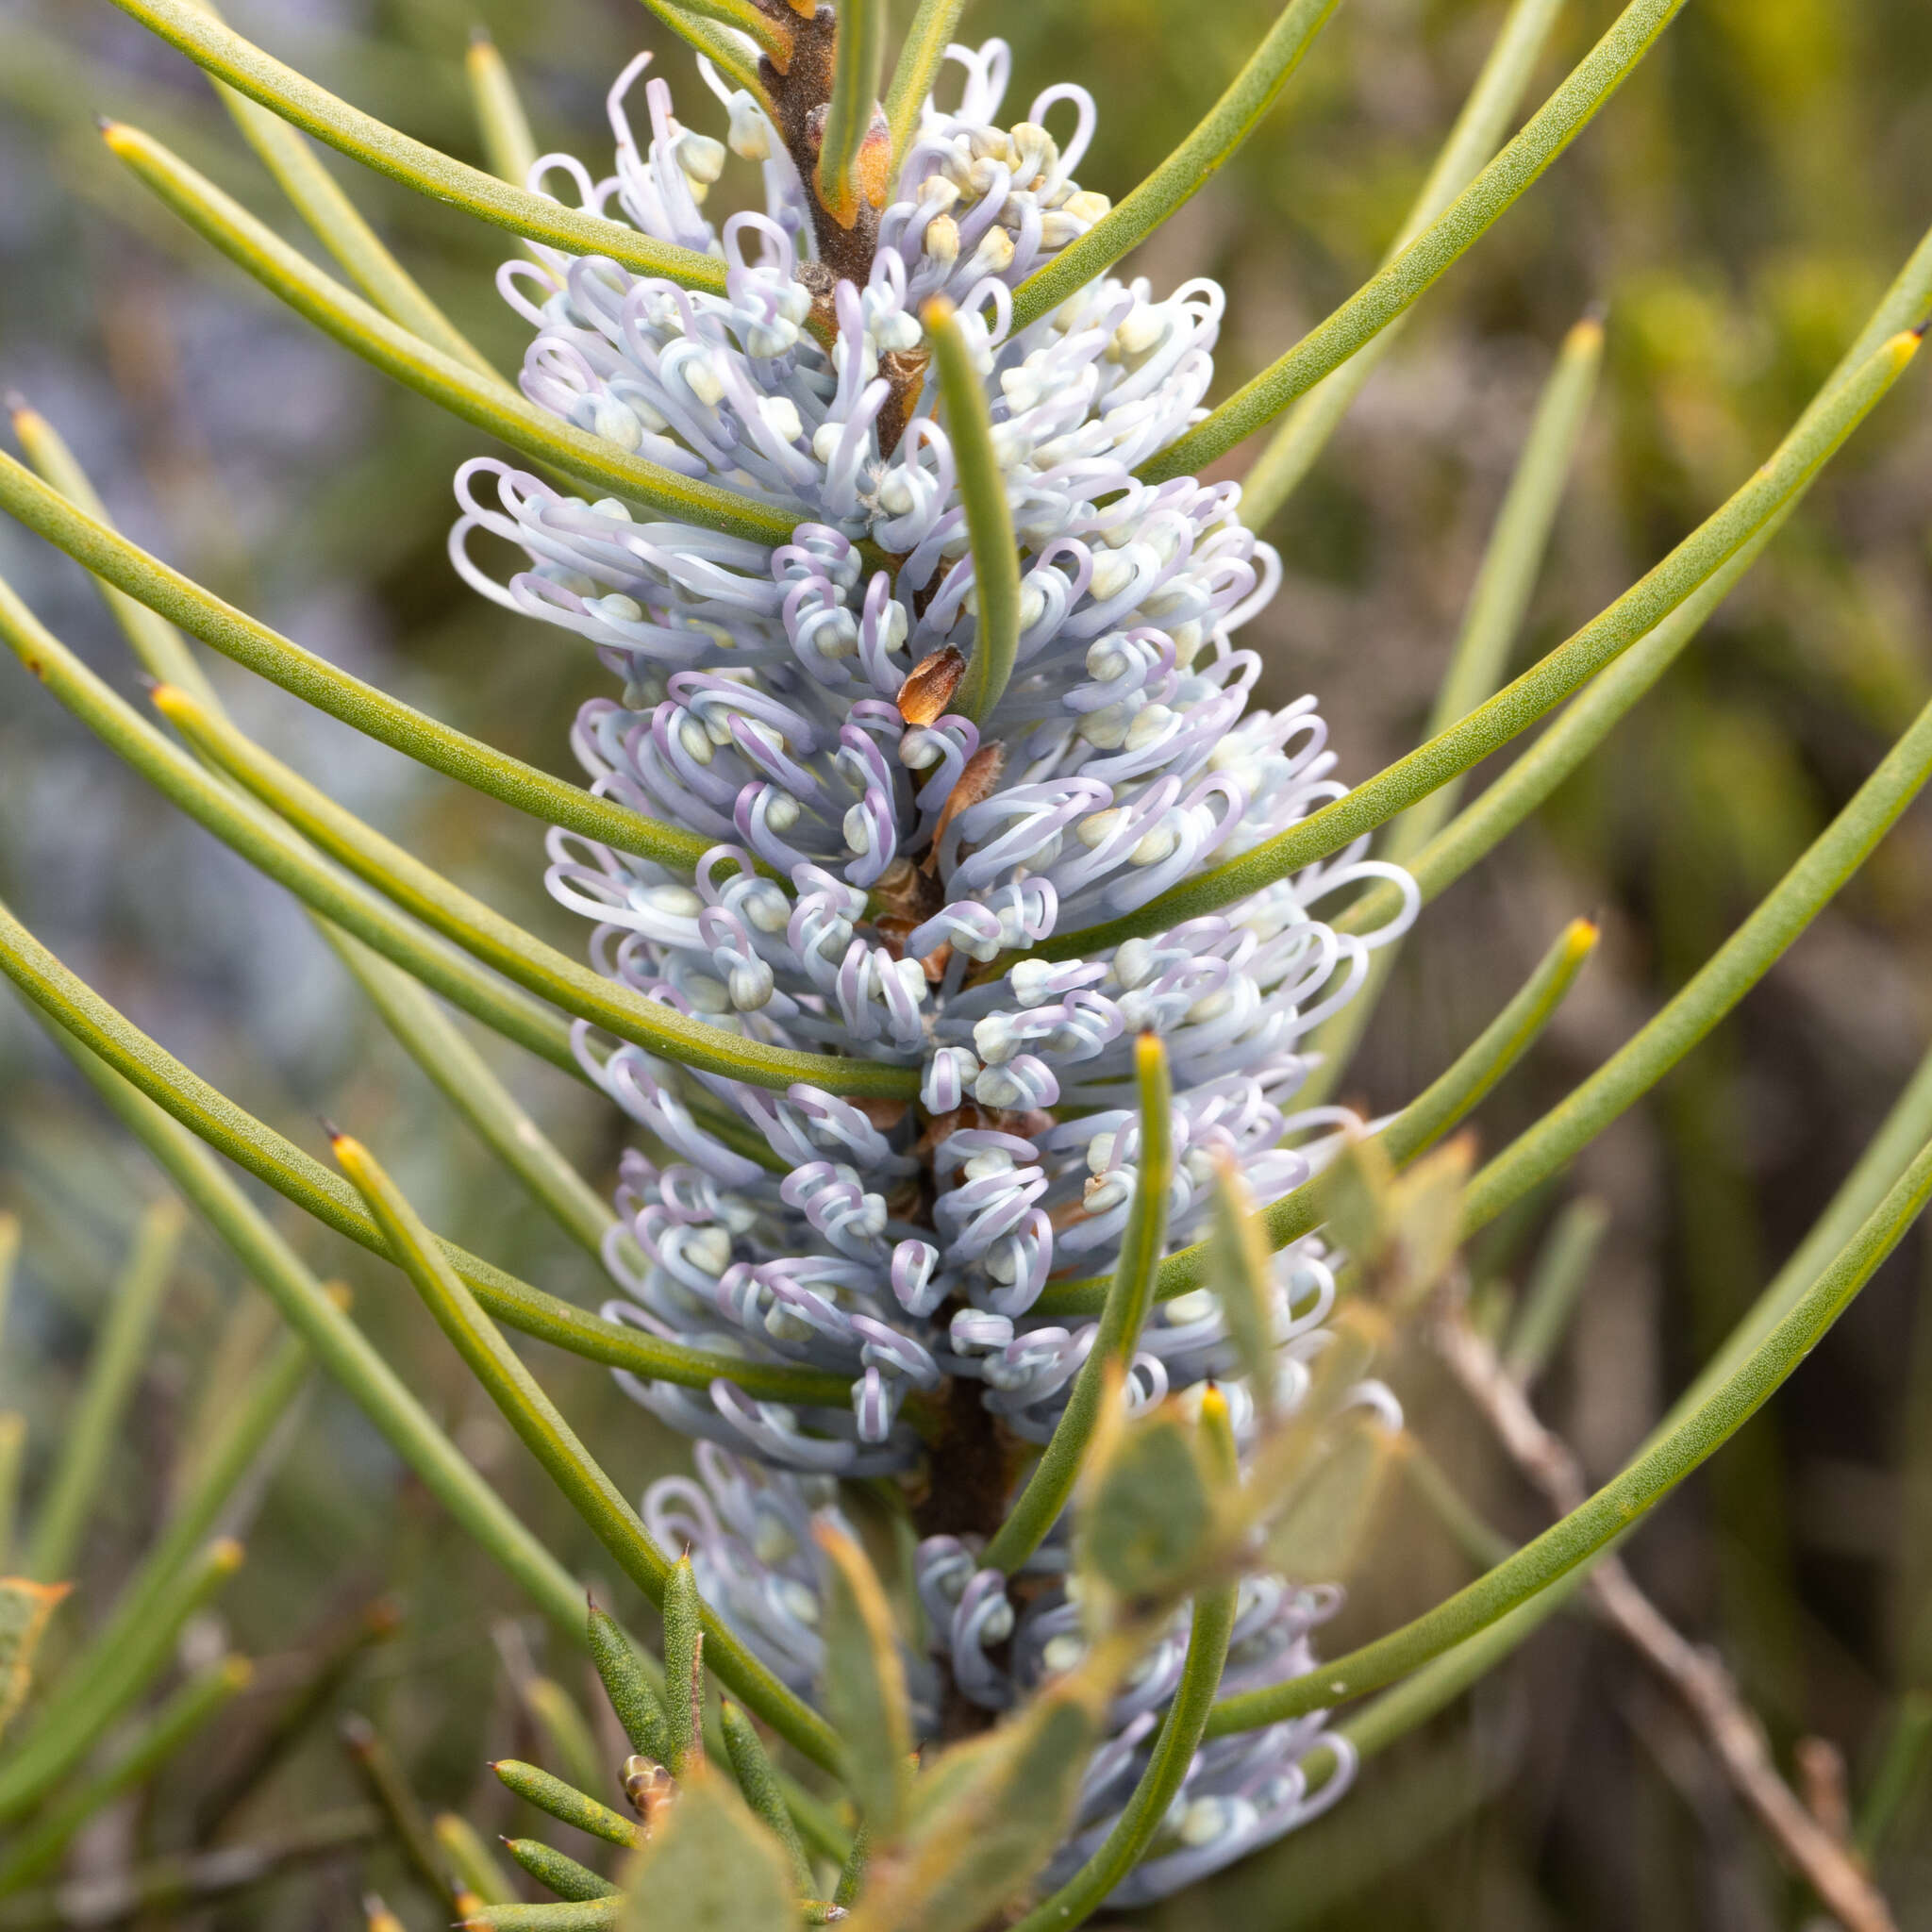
[1140,0,1688,481]
[157,681,919,1099]
[1008,0,1341,335]
[1208,1135,1932,1737]
[1036,328,1919,962]
[983,1035,1172,1570]
[817,0,888,229]
[331,1129,843,1774]
[1033,917,1596,1317]
[466,31,541,188]
[100,123,804,546]
[883,0,967,173]
[0,452,730,869]
[103,0,729,290]
[924,296,1021,724]
[0,900,858,1408]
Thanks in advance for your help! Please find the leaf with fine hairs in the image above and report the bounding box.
[813,1519,913,1842]
[0,1579,68,1745]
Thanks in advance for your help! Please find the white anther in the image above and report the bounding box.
[763,792,801,832]
[726,92,771,160]
[973,1014,1020,1065]
[594,592,644,625]
[684,1224,734,1274]
[729,960,774,1010]
[678,717,715,764]
[1124,704,1175,752]
[1041,1634,1086,1673]
[759,395,803,442]
[645,884,704,916]
[1088,549,1138,604]
[841,805,874,855]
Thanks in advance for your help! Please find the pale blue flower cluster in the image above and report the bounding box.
[452,35,1414,1896]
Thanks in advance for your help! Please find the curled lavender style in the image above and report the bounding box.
[451,31,1415,1896]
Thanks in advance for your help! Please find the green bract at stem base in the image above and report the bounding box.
[1205,1131,1932,1736]
[0,897,857,1410]
[103,0,729,291]
[1037,329,1919,963]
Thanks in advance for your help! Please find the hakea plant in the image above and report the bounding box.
[4,0,1932,1924]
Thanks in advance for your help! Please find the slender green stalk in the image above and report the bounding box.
[1206,1134,1932,1736]
[466,33,540,188]
[1462,690,1932,1239]
[524,1672,608,1792]
[317,925,615,1257]
[0,900,858,1407]
[0,1658,251,1891]
[180,0,499,380]
[1402,1440,1518,1574]
[1503,1196,1609,1385]
[101,0,728,290]
[1037,329,1918,962]
[504,1840,618,1903]
[1299,310,1604,1104]
[817,0,886,228]
[1008,0,1341,335]
[984,1037,1172,1571]
[330,1131,843,1774]
[1141,0,1688,481]
[0,1214,16,1347]
[884,0,968,172]
[0,576,578,1075]
[35,1026,595,1641]
[1008,1564,1238,1929]
[0,1539,243,1824]
[0,454,727,872]
[1033,916,1594,1317]
[492,1761,641,1849]
[635,0,773,104]
[925,297,1021,724]
[100,124,802,546]
[157,682,916,1097]
[23,1198,184,1582]
[436,1815,519,1908]
[1239,0,1569,529]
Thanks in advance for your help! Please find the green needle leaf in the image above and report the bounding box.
[983,1034,1173,1571]
[437,1815,520,1908]
[99,122,805,547]
[0,1538,244,1824]
[0,900,857,1409]
[1502,1196,1610,1386]
[0,1580,67,1751]
[0,452,733,869]
[883,0,967,174]
[23,1196,185,1583]
[1140,0,1689,481]
[182,0,498,379]
[466,1904,621,1932]
[466,31,541,189]
[589,1600,676,1769]
[1008,0,1342,336]
[0,1656,252,1893]
[817,0,888,230]
[663,1554,708,1775]
[924,296,1021,725]
[1238,0,1571,529]
[1461,689,1932,1240]
[0,1417,25,1579]
[494,1757,641,1850]
[329,1131,843,1774]
[1206,1131,1932,1737]
[636,0,777,105]
[721,1702,817,1895]
[102,0,729,291]
[1207,1159,1281,1419]
[1038,328,1919,962]
[1033,917,1595,1318]
[506,1840,621,1903]
[156,681,917,1099]
[342,1711,459,1915]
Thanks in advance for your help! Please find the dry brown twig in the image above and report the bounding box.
[1431,1305,1896,1932]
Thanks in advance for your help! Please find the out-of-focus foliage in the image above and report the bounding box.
[1,0,1930,1925]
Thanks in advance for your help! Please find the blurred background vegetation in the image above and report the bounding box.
[2,0,1931,1924]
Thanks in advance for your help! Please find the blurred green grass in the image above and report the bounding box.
[2,0,1931,1924]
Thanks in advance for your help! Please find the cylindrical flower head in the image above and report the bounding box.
[452,35,1415,1897]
